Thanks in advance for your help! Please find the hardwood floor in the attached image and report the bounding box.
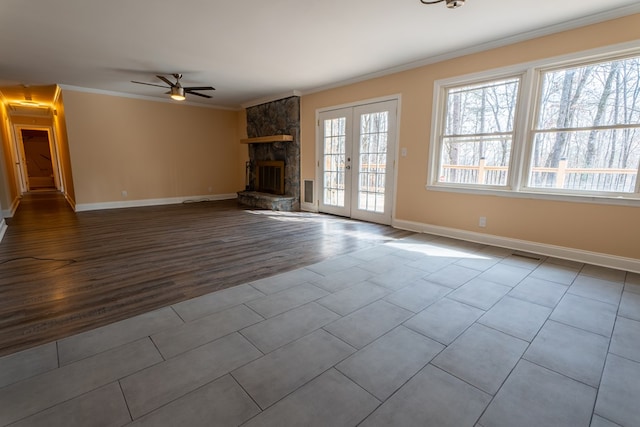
[0,192,411,357]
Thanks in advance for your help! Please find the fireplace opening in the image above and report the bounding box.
[255,160,285,195]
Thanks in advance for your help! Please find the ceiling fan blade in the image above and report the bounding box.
[183,86,215,91]
[185,90,212,98]
[131,80,169,88]
[156,75,175,87]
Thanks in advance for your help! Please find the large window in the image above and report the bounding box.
[528,57,640,193]
[438,78,520,187]
[430,45,640,203]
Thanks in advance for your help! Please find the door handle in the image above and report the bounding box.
[346,165,351,170]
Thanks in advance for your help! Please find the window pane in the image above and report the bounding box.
[361,111,388,134]
[439,136,512,186]
[537,55,640,130]
[446,78,519,135]
[529,129,640,193]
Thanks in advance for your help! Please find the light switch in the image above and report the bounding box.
[401,147,407,157]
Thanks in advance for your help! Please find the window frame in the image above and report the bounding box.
[427,41,640,206]
[436,74,525,191]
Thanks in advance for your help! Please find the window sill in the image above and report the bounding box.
[425,184,640,207]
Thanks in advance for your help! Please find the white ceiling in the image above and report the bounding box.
[1,0,639,109]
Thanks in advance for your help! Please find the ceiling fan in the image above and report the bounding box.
[131,74,215,101]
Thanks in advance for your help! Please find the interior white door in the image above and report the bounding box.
[318,99,397,225]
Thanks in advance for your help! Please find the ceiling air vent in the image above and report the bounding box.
[8,103,52,117]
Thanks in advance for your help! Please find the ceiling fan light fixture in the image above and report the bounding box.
[170,86,185,101]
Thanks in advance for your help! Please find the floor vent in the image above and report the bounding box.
[304,180,314,204]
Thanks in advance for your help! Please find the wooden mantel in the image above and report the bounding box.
[240,135,293,144]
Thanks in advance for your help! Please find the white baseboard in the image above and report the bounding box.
[300,202,318,213]
[75,193,238,212]
[393,218,640,274]
[1,196,20,218]
[0,218,7,243]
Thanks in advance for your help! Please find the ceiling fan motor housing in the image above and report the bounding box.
[446,0,465,8]
[171,86,185,96]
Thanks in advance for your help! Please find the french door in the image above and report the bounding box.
[318,99,397,225]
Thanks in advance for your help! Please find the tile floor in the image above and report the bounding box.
[1,234,639,427]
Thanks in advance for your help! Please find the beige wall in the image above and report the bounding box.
[301,14,640,260]
[62,90,242,206]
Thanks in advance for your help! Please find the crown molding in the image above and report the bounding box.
[240,90,301,109]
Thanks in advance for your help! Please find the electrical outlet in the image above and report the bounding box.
[208,186,213,193]
[479,216,486,228]
[401,147,407,157]
[121,190,127,198]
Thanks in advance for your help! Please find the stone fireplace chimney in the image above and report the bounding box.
[237,96,300,211]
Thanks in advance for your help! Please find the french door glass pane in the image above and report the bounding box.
[358,112,388,213]
[323,117,347,207]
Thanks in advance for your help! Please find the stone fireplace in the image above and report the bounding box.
[237,96,300,211]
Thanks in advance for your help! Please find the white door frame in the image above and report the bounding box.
[4,116,25,195]
[315,94,401,225]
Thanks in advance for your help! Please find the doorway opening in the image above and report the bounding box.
[20,129,56,191]
[13,125,63,195]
